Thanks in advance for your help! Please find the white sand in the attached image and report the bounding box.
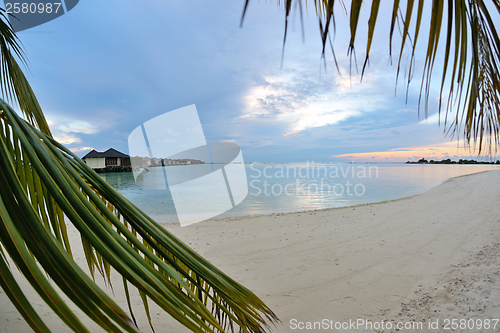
[1,170,500,332]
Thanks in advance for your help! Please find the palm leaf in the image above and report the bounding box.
[0,98,277,332]
[0,10,277,333]
[241,0,500,154]
[0,8,51,136]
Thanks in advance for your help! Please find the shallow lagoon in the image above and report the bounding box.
[100,163,499,223]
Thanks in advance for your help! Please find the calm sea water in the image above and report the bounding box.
[100,163,499,223]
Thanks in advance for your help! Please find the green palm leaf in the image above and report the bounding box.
[0,9,277,333]
[0,8,51,136]
[0,98,277,332]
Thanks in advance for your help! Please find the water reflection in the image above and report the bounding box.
[100,163,499,223]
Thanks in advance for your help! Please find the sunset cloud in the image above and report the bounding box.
[332,141,497,162]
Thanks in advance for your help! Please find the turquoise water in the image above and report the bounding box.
[100,163,499,223]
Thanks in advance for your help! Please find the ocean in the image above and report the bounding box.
[100,163,499,223]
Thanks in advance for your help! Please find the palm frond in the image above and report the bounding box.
[0,8,51,136]
[0,9,277,332]
[241,0,500,154]
[0,98,277,332]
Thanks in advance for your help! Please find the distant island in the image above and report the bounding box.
[406,158,500,164]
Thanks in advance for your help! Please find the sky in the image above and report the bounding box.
[10,0,500,163]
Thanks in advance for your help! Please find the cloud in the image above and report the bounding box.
[395,108,414,113]
[69,146,94,153]
[20,0,483,162]
[239,66,395,137]
[332,141,499,162]
[286,107,360,135]
[47,116,100,145]
[53,133,81,145]
[418,113,441,125]
[419,106,460,126]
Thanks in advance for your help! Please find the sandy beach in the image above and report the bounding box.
[1,169,499,332]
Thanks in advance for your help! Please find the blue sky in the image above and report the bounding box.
[12,0,499,162]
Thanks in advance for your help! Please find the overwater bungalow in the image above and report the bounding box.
[82,148,132,173]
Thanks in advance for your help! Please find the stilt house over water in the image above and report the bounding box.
[82,148,131,173]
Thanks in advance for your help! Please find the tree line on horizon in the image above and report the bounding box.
[407,158,500,164]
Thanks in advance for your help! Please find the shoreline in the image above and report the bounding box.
[162,169,500,332]
[157,168,497,226]
[1,170,499,332]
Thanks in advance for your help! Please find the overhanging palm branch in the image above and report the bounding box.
[0,9,277,333]
[242,0,500,154]
[0,9,51,136]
